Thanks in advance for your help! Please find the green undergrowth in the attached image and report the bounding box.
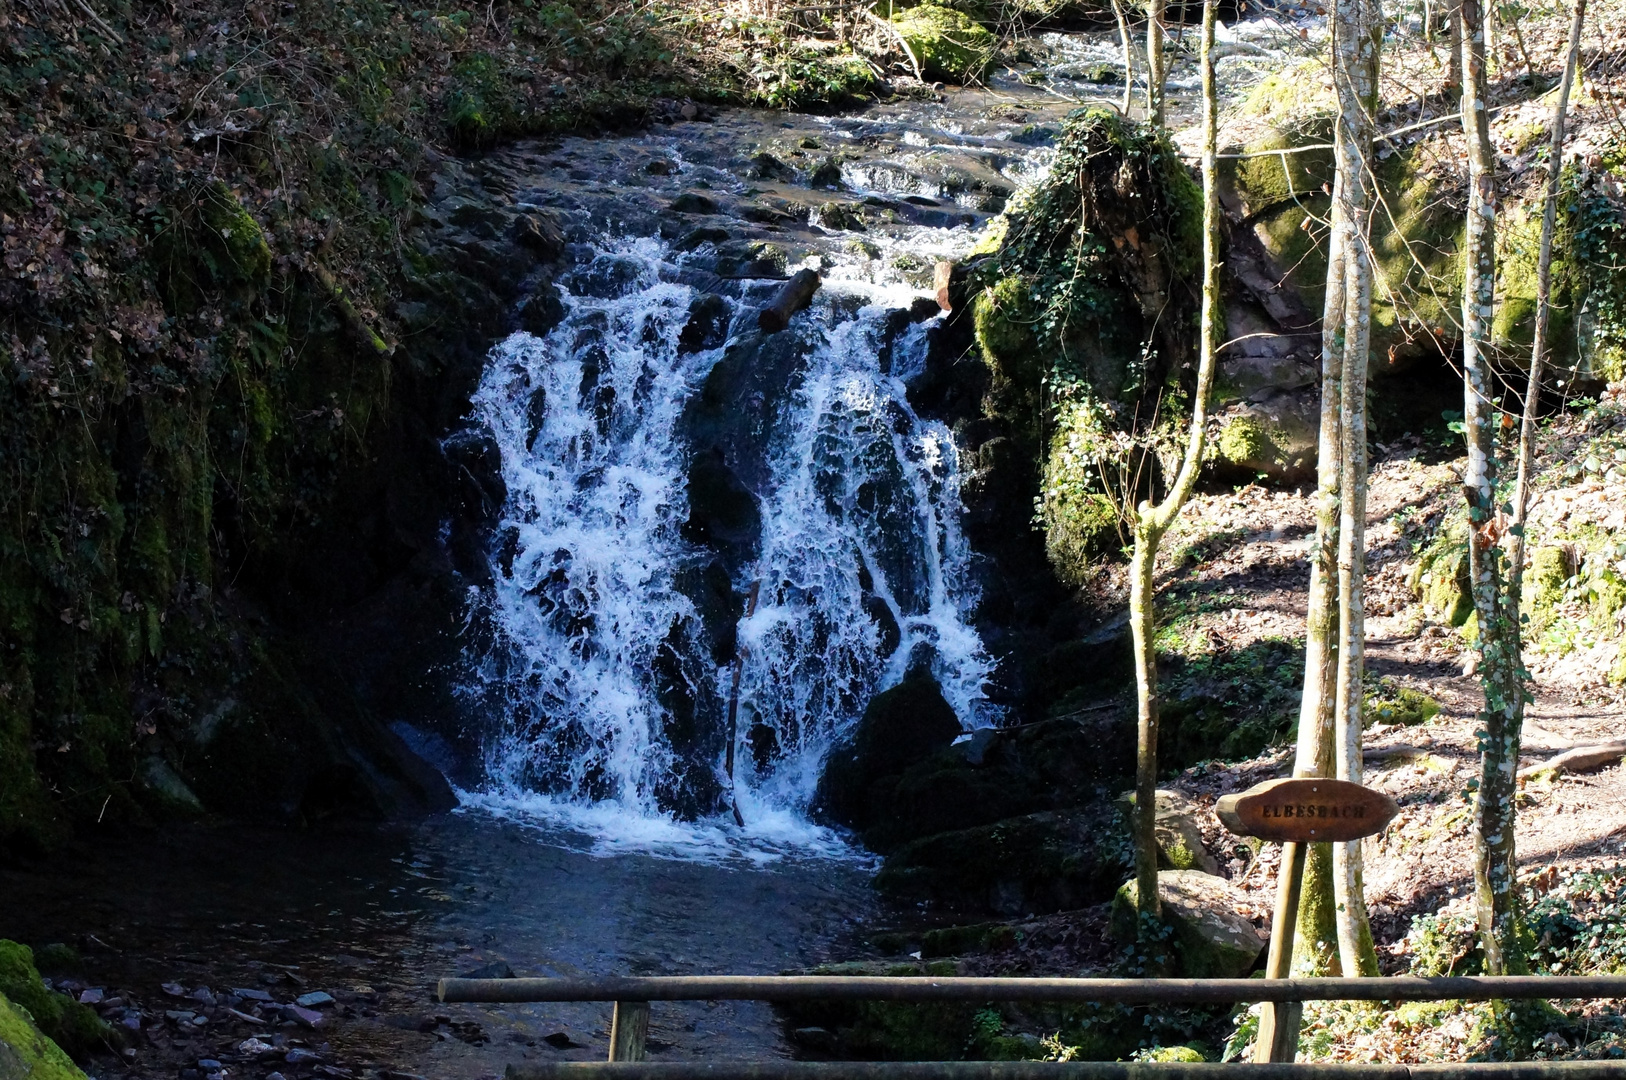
[0,942,110,1061]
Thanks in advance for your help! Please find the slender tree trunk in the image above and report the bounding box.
[1510,0,1586,586]
[1131,0,1221,929]
[1447,0,1464,101]
[1146,0,1168,126]
[1291,165,1348,980]
[1112,0,1138,115]
[1459,0,1530,978]
[1330,0,1383,979]
[1130,531,1163,927]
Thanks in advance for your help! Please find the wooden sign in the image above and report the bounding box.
[1215,777,1399,843]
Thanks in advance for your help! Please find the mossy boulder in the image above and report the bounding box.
[875,809,1126,915]
[890,5,996,83]
[1410,525,1473,627]
[0,991,87,1080]
[1110,871,1267,978]
[0,943,110,1060]
[778,960,977,1060]
[1125,788,1220,874]
[1213,402,1317,481]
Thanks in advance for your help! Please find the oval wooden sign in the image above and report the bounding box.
[1215,777,1399,842]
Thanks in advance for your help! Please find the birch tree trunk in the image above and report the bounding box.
[1330,0,1383,980]
[1131,0,1221,931]
[1292,171,1347,978]
[1509,0,1586,591]
[1459,0,1530,977]
[1146,0,1168,126]
[1112,0,1138,115]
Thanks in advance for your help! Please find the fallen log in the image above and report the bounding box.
[757,268,822,334]
[1518,739,1626,781]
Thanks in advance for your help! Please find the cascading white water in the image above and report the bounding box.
[458,235,995,858]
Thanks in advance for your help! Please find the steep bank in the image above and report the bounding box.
[0,0,971,846]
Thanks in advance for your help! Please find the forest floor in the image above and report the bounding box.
[927,408,1626,1060]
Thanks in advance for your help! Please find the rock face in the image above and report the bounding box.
[1110,870,1267,977]
[0,992,86,1080]
[877,809,1128,915]
[814,673,964,844]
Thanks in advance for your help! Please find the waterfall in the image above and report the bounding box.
[457,235,995,859]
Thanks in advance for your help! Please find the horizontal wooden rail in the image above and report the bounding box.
[503,1063,1626,1080]
[439,974,1626,1005]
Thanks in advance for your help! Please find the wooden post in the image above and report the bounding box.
[1216,778,1399,1061]
[608,1001,650,1062]
[1255,840,1308,1062]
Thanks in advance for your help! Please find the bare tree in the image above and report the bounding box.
[1112,0,1138,116]
[1131,0,1221,932]
[1146,0,1169,125]
[1330,0,1383,979]
[1457,0,1530,977]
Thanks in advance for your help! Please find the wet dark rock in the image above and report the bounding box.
[516,284,565,338]
[875,808,1126,915]
[815,202,866,232]
[644,159,675,175]
[808,157,844,190]
[681,450,762,575]
[511,211,566,258]
[542,1032,584,1050]
[669,192,720,214]
[749,152,796,181]
[677,294,733,354]
[813,672,962,845]
[283,1006,324,1029]
[676,226,730,252]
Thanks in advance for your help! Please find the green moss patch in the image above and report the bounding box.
[891,5,997,83]
[0,991,87,1080]
[0,943,110,1060]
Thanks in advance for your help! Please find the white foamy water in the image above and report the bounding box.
[458,237,995,860]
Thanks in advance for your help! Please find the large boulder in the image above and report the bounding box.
[814,673,963,841]
[1110,870,1267,977]
[0,943,108,1060]
[1121,789,1221,874]
[0,991,86,1080]
[890,5,996,83]
[875,809,1127,915]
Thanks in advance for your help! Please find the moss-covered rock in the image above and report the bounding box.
[0,990,87,1080]
[1110,871,1267,978]
[1411,524,1473,627]
[876,808,1126,914]
[890,5,996,83]
[0,943,109,1061]
[778,960,977,1060]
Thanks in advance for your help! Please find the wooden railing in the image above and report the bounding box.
[437,974,1626,1076]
